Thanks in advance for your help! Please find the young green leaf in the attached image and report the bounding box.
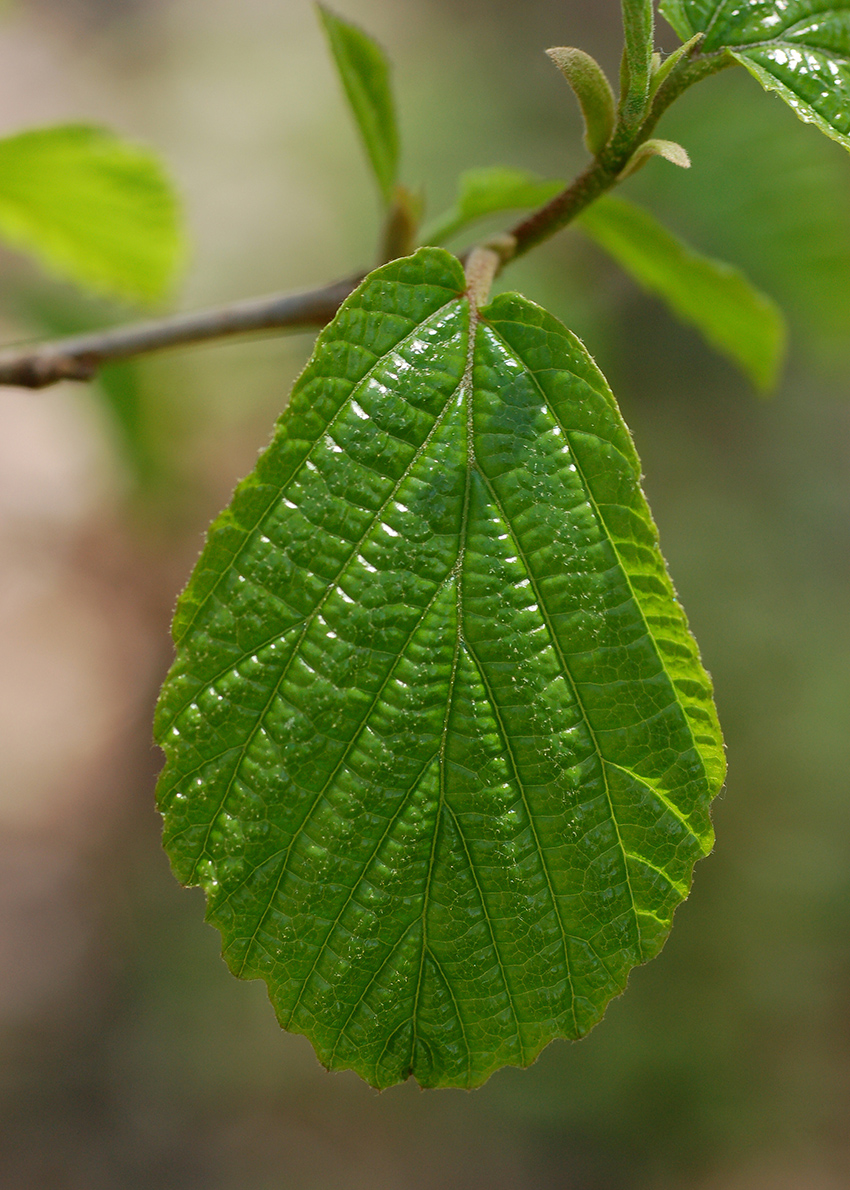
[618,137,692,178]
[649,32,704,97]
[0,124,183,303]
[620,0,655,131]
[420,167,564,246]
[659,0,850,152]
[546,47,616,157]
[578,196,786,390]
[318,5,399,205]
[155,247,725,1090]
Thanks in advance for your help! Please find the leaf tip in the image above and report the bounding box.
[315,1,399,205]
[619,137,691,179]
[546,45,615,157]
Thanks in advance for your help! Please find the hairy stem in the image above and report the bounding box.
[509,52,732,259]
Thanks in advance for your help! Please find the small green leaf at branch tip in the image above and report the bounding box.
[419,167,564,246]
[619,137,691,179]
[317,4,399,204]
[578,195,786,390]
[155,246,725,1090]
[649,32,704,98]
[0,123,184,303]
[620,0,655,129]
[658,0,850,153]
[546,47,616,157]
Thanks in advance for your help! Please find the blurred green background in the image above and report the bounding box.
[1,1,848,1187]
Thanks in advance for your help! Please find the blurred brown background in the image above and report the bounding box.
[1,1,849,1187]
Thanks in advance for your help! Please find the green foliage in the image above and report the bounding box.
[546,47,616,157]
[649,32,704,97]
[660,0,850,152]
[578,195,786,389]
[421,168,564,246]
[0,124,183,302]
[620,0,655,130]
[318,5,399,205]
[155,248,725,1090]
[423,161,780,385]
[618,136,692,177]
[636,67,850,359]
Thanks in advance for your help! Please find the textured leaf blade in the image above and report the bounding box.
[659,0,850,151]
[155,247,725,1090]
[421,167,565,246]
[578,195,786,389]
[0,124,183,302]
[658,0,700,41]
[318,5,399,204]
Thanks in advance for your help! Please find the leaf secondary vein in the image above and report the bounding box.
[187,630,307,885]
[411,287,478,1075]
[327,918,419,1067]
[605,760,707,849]
[170,293,461,654]
[443,802,527,1063]
[470,412,642,958]
[486,320,711,806]
[283,748,444,1028]
[462,638,579,1035]
[233,567,458,977]
[624,850,689,897]
[178,314,468,889]
[426,947,472,1084]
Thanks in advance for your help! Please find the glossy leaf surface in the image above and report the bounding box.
[578,195,786,389]
[318,5,399,204]
[155,248,725,1090]
[660,0,850,151]
[420,167,564,246]
[0,124,183,302]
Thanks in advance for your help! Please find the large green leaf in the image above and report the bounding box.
[0,124,183,302]
[318,5,399,205]
[660,0,850,151]
[155,247,725,1090]
[578,195,786,389]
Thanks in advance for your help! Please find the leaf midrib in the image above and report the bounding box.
[411,292,477,1077]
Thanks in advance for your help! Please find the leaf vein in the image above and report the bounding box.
[461,639,579,1035]
[233,570,458,976]
[472,463,642,959]
[172,294,461,649]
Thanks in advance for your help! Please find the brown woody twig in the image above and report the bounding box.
[0,275,361,389]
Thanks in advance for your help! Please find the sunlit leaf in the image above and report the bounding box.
[660,0,850,152]
[155,247,725,1090]
[578,195,786,389]
[421,167,564,246]
[0,124,183,302]
[318,4,399,204]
